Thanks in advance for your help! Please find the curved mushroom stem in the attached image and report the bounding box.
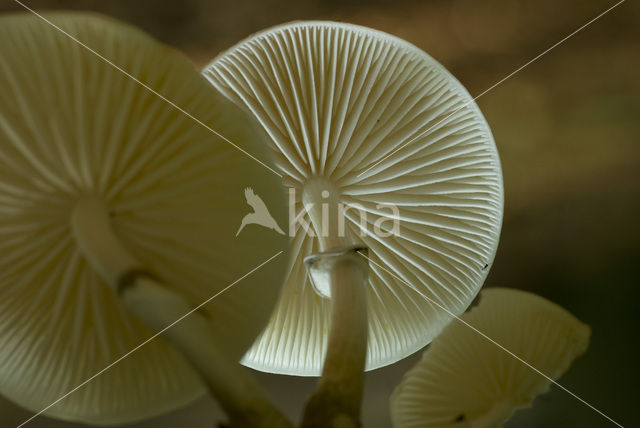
[302,249,368,428]
[71,198,291,428]
[300,178,369,428]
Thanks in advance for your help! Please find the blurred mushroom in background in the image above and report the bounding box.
[0,12,290,427]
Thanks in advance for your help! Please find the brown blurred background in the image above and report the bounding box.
[0,0,638,427]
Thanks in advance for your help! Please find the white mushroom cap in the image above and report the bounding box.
[0,13,287,424]
[203,21,503,375]
[390,288,591,428]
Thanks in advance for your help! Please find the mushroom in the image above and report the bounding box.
[390,288,590,428]
[203,21,503,426]
[0,12,290,426]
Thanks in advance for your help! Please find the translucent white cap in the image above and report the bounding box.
[204,21,503,375]
[391,288,590,427]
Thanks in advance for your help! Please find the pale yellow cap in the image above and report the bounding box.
[0,12,287,424]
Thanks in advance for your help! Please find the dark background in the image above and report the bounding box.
[0,0,638,427]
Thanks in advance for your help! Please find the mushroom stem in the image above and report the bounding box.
[302,251,368,428]
[121,277,290,428]
[301,179,370,427]
[71,198,291,428]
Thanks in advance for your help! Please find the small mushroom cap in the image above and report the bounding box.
[0,13,287,424]
[390,288,591,428]
[203,21,503,375]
